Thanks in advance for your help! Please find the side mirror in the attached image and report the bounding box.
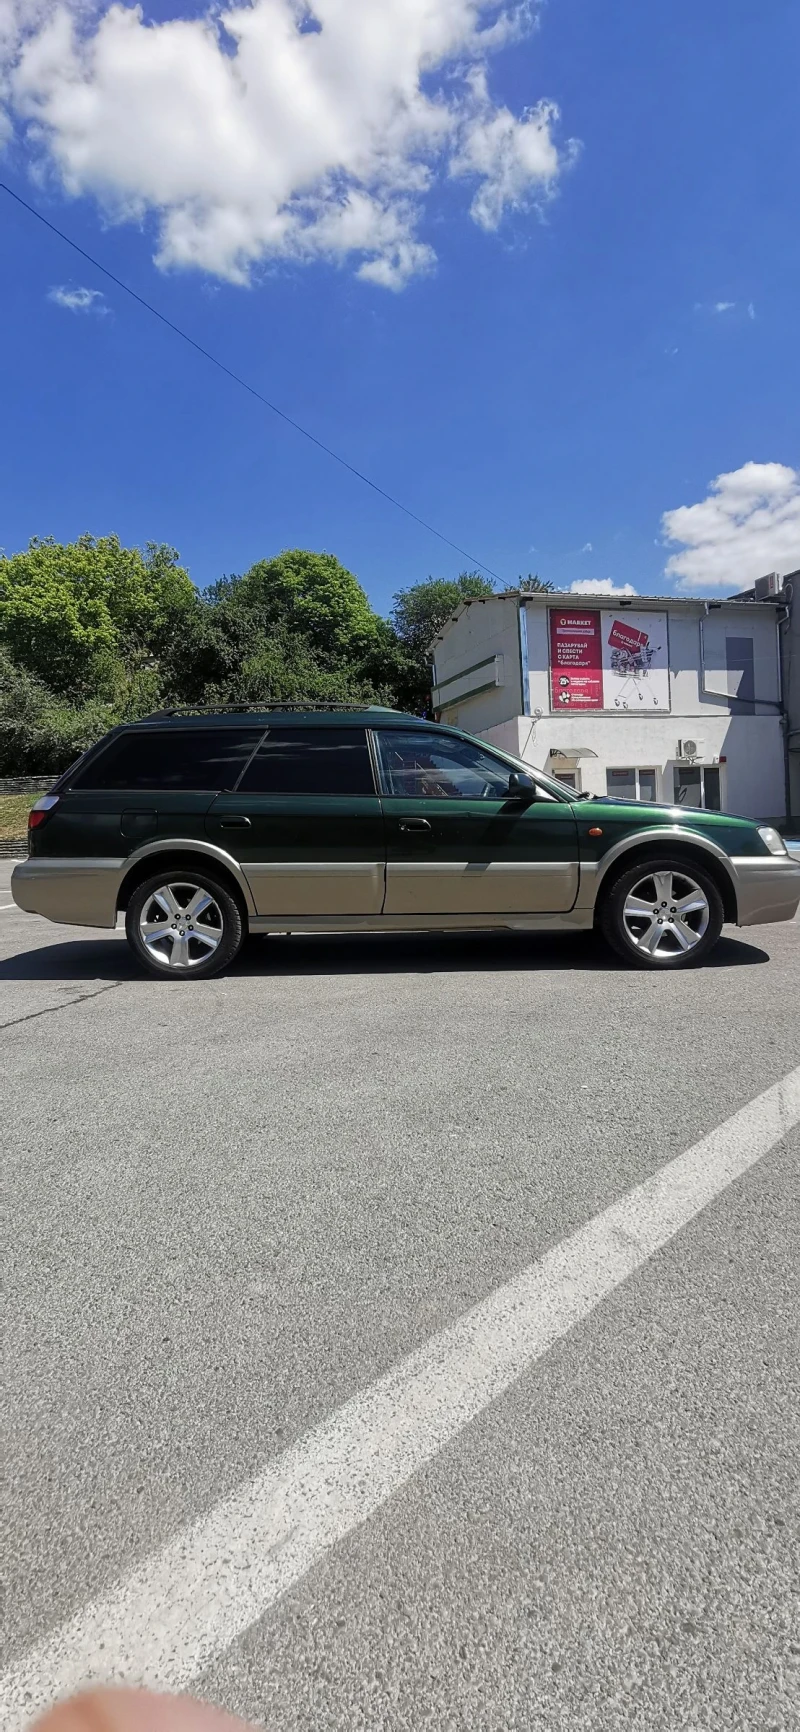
[507,770,537,799]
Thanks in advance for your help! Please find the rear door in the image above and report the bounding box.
[373,727,579,915]
[205,725,384,917]
[52,727,264,856]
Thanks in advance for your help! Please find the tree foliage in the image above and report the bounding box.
[507,574,555,593]
[391,572,496,659]
[0,537,529,772]
[389,571,497,710]
[0,647,120,775]
[161,549,393,708]
[0,535,195,702]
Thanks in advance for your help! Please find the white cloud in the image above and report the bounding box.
[448,65,576,232]
[662,461,800,590]
[568,579,637,597]
[47,283,107,312]
[2,0,576,289]
[580,541,592,553]
[694,299,756,326]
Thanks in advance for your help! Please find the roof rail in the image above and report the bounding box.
[138,701,396,721]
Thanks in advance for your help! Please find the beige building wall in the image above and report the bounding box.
[431,596,522,733]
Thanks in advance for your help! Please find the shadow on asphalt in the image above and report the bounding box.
[0,929,772,981]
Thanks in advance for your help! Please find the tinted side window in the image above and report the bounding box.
[374,729,512,799]
[238,728,375,796]
[72,729,264,791]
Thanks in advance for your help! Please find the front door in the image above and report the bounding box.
[373,728,579,915]
[205,725,384,917]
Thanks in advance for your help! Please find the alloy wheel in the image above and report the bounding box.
[138,881,224,970]
[621,868,710,959]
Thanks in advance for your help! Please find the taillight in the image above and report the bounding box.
[28,795,59,830]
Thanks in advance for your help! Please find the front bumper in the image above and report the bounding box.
[730,854,800,926]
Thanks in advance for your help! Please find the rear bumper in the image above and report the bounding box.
[730,854,800,927]
[10,857,122,928]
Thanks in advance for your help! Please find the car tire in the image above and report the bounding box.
[125,869,245,980]
[598,855,724,970]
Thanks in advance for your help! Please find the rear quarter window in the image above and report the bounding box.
[71,729,264,791]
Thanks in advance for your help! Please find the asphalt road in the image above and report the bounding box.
[2,858,799,1731]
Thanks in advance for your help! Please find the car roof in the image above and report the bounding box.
[123,707,433,731]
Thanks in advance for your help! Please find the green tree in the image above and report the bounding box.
[508,573,555,593]
[0,534,195,703]
[0,538,512,770]
[0,647,120,775]
[206,550,382,660]
[391,572,496,659]
[389,571,497,711]
[163,549,391,708]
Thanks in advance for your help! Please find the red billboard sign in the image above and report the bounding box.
[607,618,649,655]
[549,610,603,709]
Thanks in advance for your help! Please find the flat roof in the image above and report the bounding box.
[498,590,781,607]
[432,589,782,644]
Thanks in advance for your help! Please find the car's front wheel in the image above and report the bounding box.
[599,857,724,969]
[125,870,244,980]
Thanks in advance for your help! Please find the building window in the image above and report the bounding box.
[606,767,658,801]
[673,766,721,810]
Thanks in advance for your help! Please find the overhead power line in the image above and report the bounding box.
[1,179,504,584]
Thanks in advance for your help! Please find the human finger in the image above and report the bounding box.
[30,1686,253,1732]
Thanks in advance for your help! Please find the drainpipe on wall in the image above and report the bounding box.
[518,598,531,716]
[777,584,794,822]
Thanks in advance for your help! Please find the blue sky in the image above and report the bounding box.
[1,0,799,612]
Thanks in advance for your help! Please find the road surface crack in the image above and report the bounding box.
[0,981,124,1032]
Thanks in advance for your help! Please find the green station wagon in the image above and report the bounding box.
[12,705,800,978]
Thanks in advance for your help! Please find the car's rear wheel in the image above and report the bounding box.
[125,870,244,980]
[599,857,724,969]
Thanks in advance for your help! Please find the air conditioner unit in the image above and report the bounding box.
[677,738,703,761]
[754,572,783,600]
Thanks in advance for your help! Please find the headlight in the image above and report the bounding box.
[758,826,788,856]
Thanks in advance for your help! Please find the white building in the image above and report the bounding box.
[784,570,800,822]
[430,591,787,819]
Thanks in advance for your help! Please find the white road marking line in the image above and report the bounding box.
[3,1067,799,1729]
[0,902,19,910]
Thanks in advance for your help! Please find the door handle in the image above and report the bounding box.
[399,818,432,833]
[219,816,252,829]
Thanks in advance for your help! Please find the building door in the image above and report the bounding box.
[205,726,384,917]
[373,728,579,915]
